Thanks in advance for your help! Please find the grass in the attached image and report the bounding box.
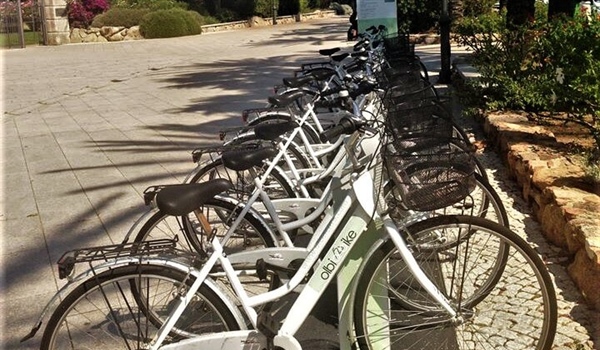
[0,31,42,48]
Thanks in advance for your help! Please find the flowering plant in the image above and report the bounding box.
[0,0,36,22]
[66,0,109,28]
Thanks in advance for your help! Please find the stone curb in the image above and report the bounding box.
[452,60,600,310]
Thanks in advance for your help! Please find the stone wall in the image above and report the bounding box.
[201,10,337,33]
[68,10,337,42]
[478,111,600,310]
[70,26,143,43]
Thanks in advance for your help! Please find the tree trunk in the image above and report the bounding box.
[506,0,535,27]
[548,0,577,18]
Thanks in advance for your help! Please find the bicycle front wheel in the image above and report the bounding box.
[41,264,241,350]
[354,215,557,350]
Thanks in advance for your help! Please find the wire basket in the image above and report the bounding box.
[385,137,477,212]
[385,98,455,139]
[383,83,439,108]
[383,33,414,59]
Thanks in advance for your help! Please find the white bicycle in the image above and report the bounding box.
[28,113,557,350]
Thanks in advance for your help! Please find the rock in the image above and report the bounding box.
[126,26,142,39]
[108,30,125,41]
[479,109,600,310]
[568,249,600,309]
[100,26,124,37]
[249,16,268,27]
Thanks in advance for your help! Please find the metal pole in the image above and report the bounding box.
[16,0,26,48]
[272,0,277,25]
[438,0,452,83]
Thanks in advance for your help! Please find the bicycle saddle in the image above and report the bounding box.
[319,47,340,56]
[221,146,278,171]
[268,90,305,108]
[155,179,233,216]
[254,121,298,141]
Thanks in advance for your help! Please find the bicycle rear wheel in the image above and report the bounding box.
[354,215,557,350]
[41,265,241,350]
[133,197,275,255]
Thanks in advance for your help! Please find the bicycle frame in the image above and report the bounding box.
[211,95,380,247]
[147,153,458,350]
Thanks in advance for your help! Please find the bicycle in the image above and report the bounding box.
[29,108,557,350]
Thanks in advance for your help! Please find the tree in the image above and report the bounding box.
[506,0,535,27]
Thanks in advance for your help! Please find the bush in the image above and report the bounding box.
[139,8,202,38]
[254,0,275,17]
[463,0,496,17]
[330,2,351,15]
[67,0,110,28]
[199,14,220,24]
[455,11,600,152]
[110,0,187,10]
[396,0,440,33]
[91,7,150,27]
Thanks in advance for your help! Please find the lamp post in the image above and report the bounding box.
[272,0,277,25]
[438,0,452,83]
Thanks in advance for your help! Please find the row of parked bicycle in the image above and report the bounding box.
[27,26,557,349]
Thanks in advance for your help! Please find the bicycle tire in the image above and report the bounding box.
[133,197,275,255]
[354,215,557,350]
[432,172,508,228]
[40,264,241,350]
[189,155,300,200]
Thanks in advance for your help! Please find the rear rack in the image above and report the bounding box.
[57,238,178,279]
[191,141,262,163]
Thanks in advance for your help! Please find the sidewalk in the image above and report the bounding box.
[1,17,597,349]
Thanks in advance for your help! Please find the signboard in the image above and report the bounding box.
[357,0,398,34]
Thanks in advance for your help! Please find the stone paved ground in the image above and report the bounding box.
[448,102,600,349]
[1,16,598,349]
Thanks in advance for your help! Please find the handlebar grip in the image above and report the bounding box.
[319,117,357,142]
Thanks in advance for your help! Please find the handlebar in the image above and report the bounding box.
[320,116,365,142]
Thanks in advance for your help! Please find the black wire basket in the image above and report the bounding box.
[385,99,452,135]
[383,33,414,59]
[385,137,477,212]
[383,83,439,108]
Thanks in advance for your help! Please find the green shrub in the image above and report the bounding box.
[91,7,150,27]
[215,7,239,21]
[110,0,187,10]
[396,0,440,33]
[254,0,275,17]
[139,8,202,38]
[463,0,496,16]
[455,11,600,153]
[199,14,220,24]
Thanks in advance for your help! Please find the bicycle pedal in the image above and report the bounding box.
[257,311,279,340]
[256,258,268,280]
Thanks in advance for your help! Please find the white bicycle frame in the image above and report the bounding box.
[146,122,457,350]
[215,94,380,247]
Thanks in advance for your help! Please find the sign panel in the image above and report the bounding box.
[357,0,398,34]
